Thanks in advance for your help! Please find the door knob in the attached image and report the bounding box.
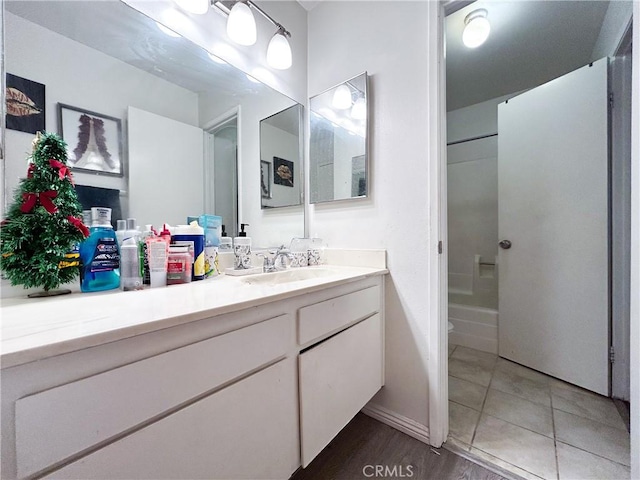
[499,240,512,249]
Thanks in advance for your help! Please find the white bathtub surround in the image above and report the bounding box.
[448,303,498,354]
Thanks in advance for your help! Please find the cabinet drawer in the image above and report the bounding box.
[16,314,291,479]
[298,286,380,345]
[45,358,299,480]
[299,313,383,466]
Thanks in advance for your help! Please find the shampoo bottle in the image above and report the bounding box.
[80,207,120,292]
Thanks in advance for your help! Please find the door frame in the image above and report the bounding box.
[431,1,640,473]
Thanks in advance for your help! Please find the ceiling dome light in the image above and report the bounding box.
[332,84,352,110]
[174,0,209,15]
[227,1,257,46]
[351,97,366,120]
[462,9,490,49]
[267,27,292,70]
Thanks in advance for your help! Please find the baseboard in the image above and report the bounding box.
[361,403,430,445]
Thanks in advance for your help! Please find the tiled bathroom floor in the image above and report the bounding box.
[447,345,630,480]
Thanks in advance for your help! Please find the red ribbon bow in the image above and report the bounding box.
[21,190,58,214]
[67,216,89,237]
[49,159,74,185]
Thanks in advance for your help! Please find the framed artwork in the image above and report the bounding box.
[6,73,46,134]
[58,103,123,177]
[273,157,294,187]
[260,160,272,199]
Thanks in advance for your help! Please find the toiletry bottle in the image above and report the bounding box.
[146,237,168,287]
[80,207,120,292]
[120,237,143,291]
[159,224,172,245]
[125,218,140,243]
[139,224,155,285]
[115,219,127,246]
[172,222,205,281]
[233,223,251,270]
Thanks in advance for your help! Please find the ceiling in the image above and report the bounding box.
[446,1,610,111]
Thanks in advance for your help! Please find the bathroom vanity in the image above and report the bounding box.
[1,260,387,479]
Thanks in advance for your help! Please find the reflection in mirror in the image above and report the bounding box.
[4,0,304,245]
[260,104,303,209]
[309,72,368,204]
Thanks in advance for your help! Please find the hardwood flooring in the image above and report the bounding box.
[290,414,507,480]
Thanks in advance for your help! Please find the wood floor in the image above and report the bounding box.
[290,414,507,480]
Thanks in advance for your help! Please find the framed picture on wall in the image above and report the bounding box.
[273,157,294,187]
[261,160,272,199]
[58,103,123,177]
[6,73,46,134]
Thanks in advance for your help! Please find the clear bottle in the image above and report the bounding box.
[80,207,120,292]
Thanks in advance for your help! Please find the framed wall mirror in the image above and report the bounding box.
[309,72,368,204]
[260,104,303,209]
[3,0,304,246]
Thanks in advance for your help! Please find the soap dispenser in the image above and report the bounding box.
[233,223,251,269]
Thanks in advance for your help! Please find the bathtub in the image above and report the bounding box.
[448,303,498,355]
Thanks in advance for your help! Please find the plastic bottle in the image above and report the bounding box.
[115,219,127,246]
[233,223,251,270]
[80,207,120,292]
[172,222,205,281]
[120,237,143,291]
[139,224,155,285]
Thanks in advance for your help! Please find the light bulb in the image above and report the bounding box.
[227,1,256,46]
[174,0,209,15]
[462,10,490,48]
[351,97,366,120]
[267,30,292,70]
[332,85,352,110]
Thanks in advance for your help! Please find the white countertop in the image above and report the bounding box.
[0,265,387,369]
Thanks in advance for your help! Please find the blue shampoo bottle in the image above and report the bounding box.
[80,207,120,292]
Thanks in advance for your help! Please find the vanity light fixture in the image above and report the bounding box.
[332,84,352,110]
[227,1,257,46]
[213,0,293,70]
[462,9,490,48]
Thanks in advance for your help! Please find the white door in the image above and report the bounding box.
[128,107,204,227]
[498,58,609,395]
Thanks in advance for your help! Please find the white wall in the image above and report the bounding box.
[124,0,308,105]
[446,93,514,143]
[308,1,431,429]
[4,12,198,210]
[590,0,633,62]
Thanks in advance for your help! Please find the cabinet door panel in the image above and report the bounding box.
[299,314,382,466]
[46,358,299,480]
[16,314,290,478]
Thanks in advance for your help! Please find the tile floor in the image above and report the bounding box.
[447,345,631,480]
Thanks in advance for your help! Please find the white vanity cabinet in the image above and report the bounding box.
[1,273,385,479]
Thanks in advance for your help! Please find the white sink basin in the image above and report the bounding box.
[240,268,337,286]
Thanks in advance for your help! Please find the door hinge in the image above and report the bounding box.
[609,92,614,109]
[609,346,615,363]
[438,241,443,254]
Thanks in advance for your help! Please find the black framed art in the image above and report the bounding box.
[6,73,46,134]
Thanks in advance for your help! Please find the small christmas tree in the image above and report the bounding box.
[1,132,89,294]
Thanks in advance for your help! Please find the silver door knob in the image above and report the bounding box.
[499,240,512,249]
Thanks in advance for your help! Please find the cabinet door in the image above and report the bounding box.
[299,314,382,466]
[46,358,299,480]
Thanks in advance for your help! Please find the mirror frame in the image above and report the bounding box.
[308,71,369,204]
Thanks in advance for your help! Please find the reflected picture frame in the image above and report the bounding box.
[58,103,124,177]
[260,160,272,199]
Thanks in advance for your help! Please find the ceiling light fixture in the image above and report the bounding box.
[462,9,490,49]
[212,0,294,70]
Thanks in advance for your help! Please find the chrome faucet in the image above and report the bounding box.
[258,245,291,273]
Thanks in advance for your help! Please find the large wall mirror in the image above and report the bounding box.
[3,0,304,247]
[309,72,368,204]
